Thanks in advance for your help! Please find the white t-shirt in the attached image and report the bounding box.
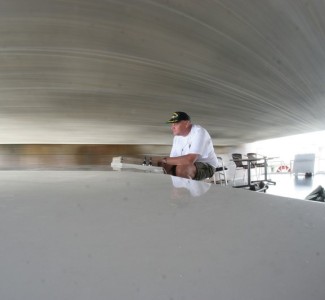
[170,124,218,168]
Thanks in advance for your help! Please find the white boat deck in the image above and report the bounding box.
[1,171,324,300]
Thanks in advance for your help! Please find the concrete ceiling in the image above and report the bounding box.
[1,0,325,146]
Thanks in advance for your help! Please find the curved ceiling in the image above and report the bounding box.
[1,0,325,145]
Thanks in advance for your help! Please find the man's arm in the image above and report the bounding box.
[161,153,198,166]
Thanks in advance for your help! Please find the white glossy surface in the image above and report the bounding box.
[1,171,325,299]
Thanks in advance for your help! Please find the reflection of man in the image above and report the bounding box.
[171,176,211,198]
[160,112,218,180]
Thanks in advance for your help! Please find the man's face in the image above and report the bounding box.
[170,120,189,136]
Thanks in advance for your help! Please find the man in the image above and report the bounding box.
[160,111,218,180]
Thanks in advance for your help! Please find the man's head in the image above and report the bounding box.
[166,111,192,136]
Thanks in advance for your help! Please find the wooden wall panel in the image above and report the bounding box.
[0,144,228,170]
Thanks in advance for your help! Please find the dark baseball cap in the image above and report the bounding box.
[166,111,191,123]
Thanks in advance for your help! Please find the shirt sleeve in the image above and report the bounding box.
[188,127,206,155]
